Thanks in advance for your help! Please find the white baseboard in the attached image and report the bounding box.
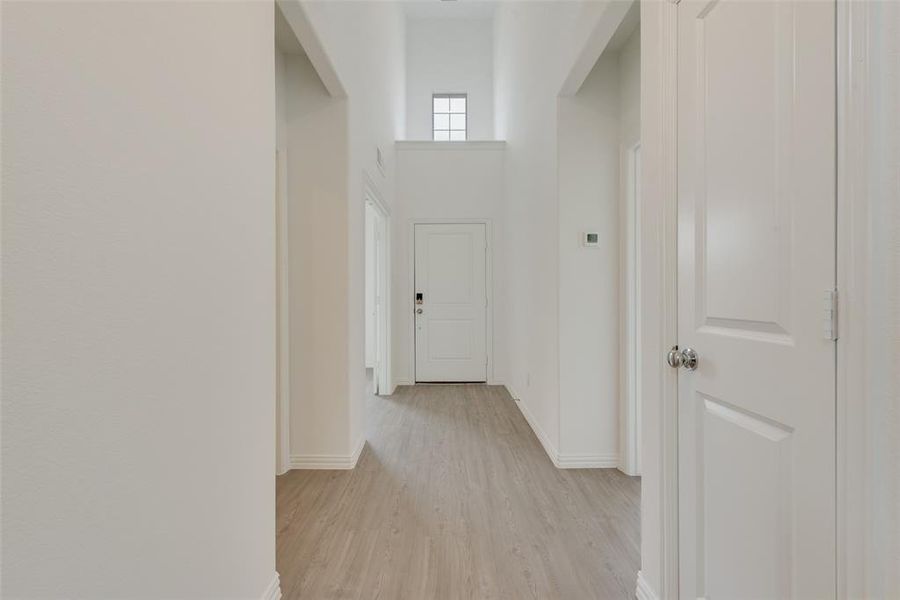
[635,571,658,600]
[556,453,620,469]
[261,572,282,600]
[289,437,366,470]
[507,385,562,468]
[506,385,620,470]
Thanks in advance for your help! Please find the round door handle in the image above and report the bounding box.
[416,308,423,314]
[667,346,699,371]
[667,347,683,368]
[681,347,699,371]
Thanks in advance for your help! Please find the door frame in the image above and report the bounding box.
[620,139,642,477]
[276,148,291,476]
[364,171,391,396]
[642,1,875,598]
[408,219,494,384]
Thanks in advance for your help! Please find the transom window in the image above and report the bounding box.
[433,94,467,141]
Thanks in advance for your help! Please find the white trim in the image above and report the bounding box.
[408,219,495,384]
[836,2,899,597]
[260,572,282,600]
[641,1,680,597]
[635,571,658,600]
[506,385,618,469]
[395,140,507,152]
[364,171,392,395]
[275,149,291,477]
[619,139,642,477]
[508,385,561,468]
[289,438,366,470]
[557,453,620,469]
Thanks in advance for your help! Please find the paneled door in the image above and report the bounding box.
[676,1,836,598]
[414,223,487,382]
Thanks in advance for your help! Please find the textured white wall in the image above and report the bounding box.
[1,2,277,597]
[393,143,507,385]
[406,18,495,140]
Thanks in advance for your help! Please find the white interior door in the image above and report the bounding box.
[414,223,487,382]
[676,1,836,598]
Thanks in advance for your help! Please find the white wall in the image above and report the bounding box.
[618,29,641,151]
[494,2,575,454]
[280,1,405,462]
[494,1,635,465]
[406,18,494,140]
[393,142,506,385]
[301,1,406,453]
[557,52,621,464]
[1,2,277,597]
[285,50,353,460]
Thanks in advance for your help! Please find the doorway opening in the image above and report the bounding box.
[365,195,390,395]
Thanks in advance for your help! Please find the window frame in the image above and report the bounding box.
[432,93,467,141]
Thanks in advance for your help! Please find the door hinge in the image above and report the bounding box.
[823,289,838,341]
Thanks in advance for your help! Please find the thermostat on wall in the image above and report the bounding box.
[582,232,600,247]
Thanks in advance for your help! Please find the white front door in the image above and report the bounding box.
[677,1,836,598]
[414,223,487,382]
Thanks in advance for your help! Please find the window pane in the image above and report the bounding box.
[449,96,466,113]
[449,130,466,141]
[433,113,450,130]
[450,113,466,131]
[433,129,450,141]
[433,96,450,113]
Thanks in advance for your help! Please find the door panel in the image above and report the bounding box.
[677,1,836,598]
[414,224,487,382]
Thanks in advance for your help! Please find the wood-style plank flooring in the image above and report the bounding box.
[276,383,640,599]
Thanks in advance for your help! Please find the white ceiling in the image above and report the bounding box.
[402,0,497,21]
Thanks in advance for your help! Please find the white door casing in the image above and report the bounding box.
[414,223,487,382]
[677,1,836,598]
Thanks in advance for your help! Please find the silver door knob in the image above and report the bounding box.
[667,346,683,368]
[681,347,699,370]
[416,308,423,314]
[667,346,699,371]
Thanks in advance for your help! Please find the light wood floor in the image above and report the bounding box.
[276,383,640,599]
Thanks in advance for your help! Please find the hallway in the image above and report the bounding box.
[276,384,640,599]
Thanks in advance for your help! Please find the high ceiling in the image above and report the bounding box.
[402,0,497,20]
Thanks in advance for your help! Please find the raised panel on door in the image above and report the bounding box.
[677,1,836,598]
[414,224,487,382]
